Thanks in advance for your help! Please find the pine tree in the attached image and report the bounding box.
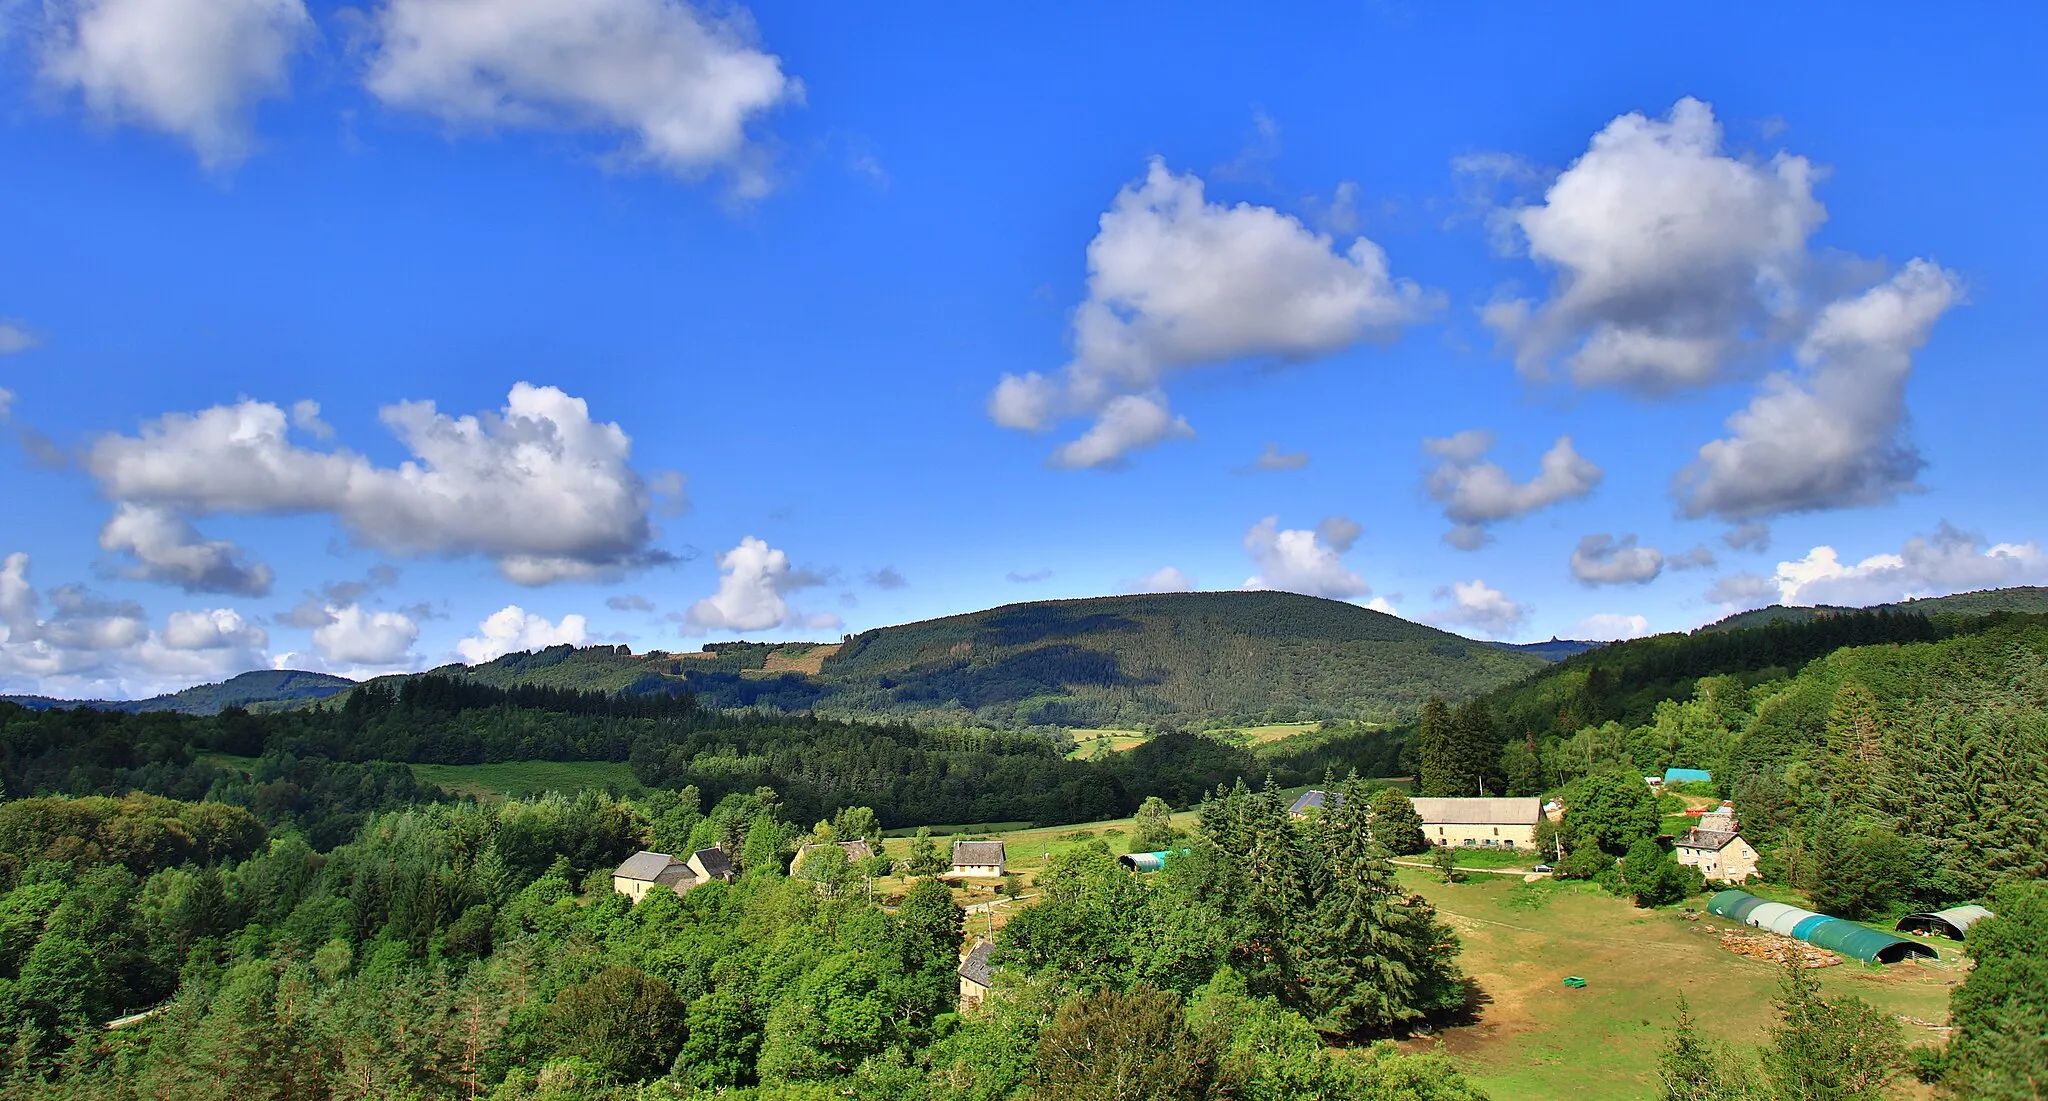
[1759,956,1904,1101]
[1416,697,1455,796]
[1660,995,1725,1101]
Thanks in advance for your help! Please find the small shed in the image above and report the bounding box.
[1896,905,1994,941]
[957,939,995,1009]
[1663,767,1713,785]
[950,840,1007,877]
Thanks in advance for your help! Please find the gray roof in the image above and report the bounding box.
[1897,905,1995,938]
[952,840,1006,866]
[1409,797,1541,826]
[690,847,735,881]
[958,940,994,986]
[615,850,677,881]
[1676,829,1745,852]
[1289,790,1340,815]
[838,840,875,863]
[655,865,697,890]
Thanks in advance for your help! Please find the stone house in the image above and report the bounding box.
[957,939,994,1009]
[1409,797,1542,849]
[611,847,736,902]
[1674,828,1760,884]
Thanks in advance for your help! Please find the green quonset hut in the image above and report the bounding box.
[1708,890,1938,963]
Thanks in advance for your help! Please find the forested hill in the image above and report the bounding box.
[427,591,1547,728]
[1703,585,2048,632]
[0,669,355,716]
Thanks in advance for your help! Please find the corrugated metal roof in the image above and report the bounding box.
[615,850,675,881]
[1289,790,1339,815]
[1707,890,1938,963]
[1410,797,1541,826]
[1896,905,1994,940]
[952,841,1006,866]
[1663,768,1713,784]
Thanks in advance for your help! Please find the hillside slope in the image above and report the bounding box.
[2,669,356,715]
[1703,586,2048,632]
[428,591,1547,728]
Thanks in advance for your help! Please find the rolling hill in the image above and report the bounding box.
[1702,586,2048,632]
[0,669,356,716]
[417,590,1547,728]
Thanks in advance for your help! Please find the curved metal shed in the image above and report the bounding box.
[1117,850,1177,873]
[1895,905,1994,941]
[1706,890,1938,963]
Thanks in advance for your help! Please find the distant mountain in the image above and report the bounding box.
[1484,638,1604,662]
[1702,586,2048,633]
[2,669,356,716]
[420,591,1548,728]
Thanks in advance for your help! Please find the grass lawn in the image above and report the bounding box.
[1395,870,1961,1100]
[408,760,641,800]
[196,752,262,773]
[1063,729,1149,760]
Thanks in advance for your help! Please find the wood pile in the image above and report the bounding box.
[1719,931,1840,968]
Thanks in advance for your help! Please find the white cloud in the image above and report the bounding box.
[684,536,839,634]
[1365,596,1398,615]
[1677,260,1959,522]
[1706,572,1780,612]
[1241,516,1369,599]
[1247,442,1309,471]
[1424,431,1602,549]
[313,605,420,666]
[0,552,272,698]
[290,399,334,440]
[991,158,1438,466]
[1421,579,1528,639]
[456,604,588,664]
[39,0,312,169]
[0,322,38,354]
[1575,613,1652,641]
[1047,393,1193,471]
[85,383,666,586]
[1316,515,1362,553]
[1123,566,1194,594]
[1569,533,1664,586]
[1759,524,2048,609]
[1669,545,1718,571]
[1483,97,1824,391]
[97,503,274,595]
[364,0,798,197]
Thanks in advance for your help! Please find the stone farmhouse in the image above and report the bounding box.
[1409,797,1542,850]
[950,840,1006,878]
[957,939,994,1009]
[1674,803,1759,883]
[611,847,736,902]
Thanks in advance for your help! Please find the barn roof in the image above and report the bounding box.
[958,940,994,986]
[1409,797,1541,826]
[1676,829,1745,852]
[1288,790,1340,816]
[952,841,1006,865]
[614,850,676,882]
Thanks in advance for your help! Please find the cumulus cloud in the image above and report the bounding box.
[1575,613,1652,641]
[1123,566,1194,594]
[684,537,840,634]
[1316,515,1362,553]
[364,0,798,196]
[1424,431,1601,549]
[1706,572,1780,612]
[1677,260,1959,522]
[1421,579,1528,638]
[85,382,667,586]
[1669,545,1718,571]
[1724,522,1772,552]
[1241,516,1369,599]
[455,604,589,664]
[1569,533,1664,587]
[39,0,312,169]
[991,158,1438,467]
[1748,524,2048,609]
[0,552,272,697]
[97,503,274,595]
[309,605,419,667]
[1245,442,1308,472]
[862,567,907,590]
[606,593,655,612]
[0,322,38,354]
[1482,97,1825,391]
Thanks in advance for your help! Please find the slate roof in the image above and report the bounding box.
[951,840,1006,866]
[838,840,876,863]
[655,865,696,891]
[690,847,735,881]
[958,940,995,986]
[1409,797,1541,826]
[615,850,677,881]
[1676,829,1745,852]
[1288,790,1341,816]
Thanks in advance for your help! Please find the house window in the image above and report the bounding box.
[1493,828,1499,836]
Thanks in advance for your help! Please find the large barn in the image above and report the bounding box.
[1409,797,1542,849]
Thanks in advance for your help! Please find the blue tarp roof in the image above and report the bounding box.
[1663,768,1713,784]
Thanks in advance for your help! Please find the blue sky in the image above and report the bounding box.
[2,1,2044,697]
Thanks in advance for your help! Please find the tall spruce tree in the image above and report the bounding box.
[1416,697,1455,796]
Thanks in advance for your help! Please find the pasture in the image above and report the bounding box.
[407,760,641,800]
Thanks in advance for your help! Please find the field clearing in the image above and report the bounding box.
[762,643,841,676]
[1394,870,1959,1100]
[1219,721,1324,745]
[1064,729,1149,759]
[408,760,641,800]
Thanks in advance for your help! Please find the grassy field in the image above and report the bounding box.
[1215,721,1325,746]
[1395,870,1960,1100]
[1064,729,1150,759]
[408,760,641,800]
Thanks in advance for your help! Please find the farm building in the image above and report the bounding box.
[611,848,736,902]
[1118,850,1181,872]
[1409,797,1541,849]
[1288,789,1341,817]
[1708,890,1938,963]
[1896,905,1995,941]
[1674,828,1760,884]
[950,840,1007,877]
[791,839,877,879]
[958,939,995,1009]
[1662,767,1713,785]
